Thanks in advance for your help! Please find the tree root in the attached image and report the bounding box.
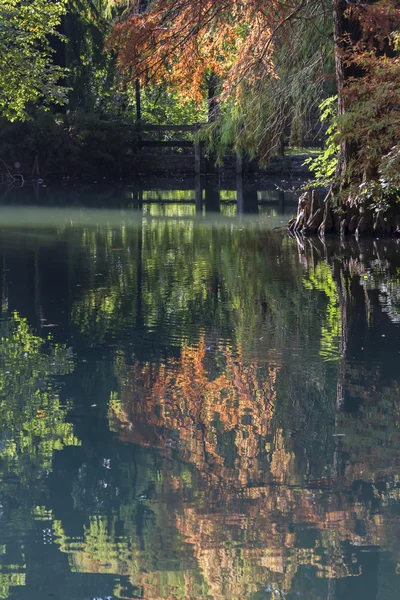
[288,188,400,237]
[288,188,335,236]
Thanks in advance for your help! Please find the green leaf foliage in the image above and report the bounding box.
[0,312,80,480]
[303,96,339,187]
[0,0,68,120]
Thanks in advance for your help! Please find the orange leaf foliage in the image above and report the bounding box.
[339,1,400,180]
[111,337,277,486]
[107,0,306,103]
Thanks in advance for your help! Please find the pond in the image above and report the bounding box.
[0,178,399,600]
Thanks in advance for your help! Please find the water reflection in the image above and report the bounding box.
[0,200,398,598]
[0,313,80,599]
[110,339,277,486]
[0,175,299,220]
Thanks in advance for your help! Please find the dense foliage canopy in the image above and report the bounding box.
[109,0,400,185]
[109,0,333,158]
[0,0,68,120]
[0,0,399,217]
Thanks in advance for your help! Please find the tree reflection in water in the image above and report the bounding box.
[0,219,399,599]
[98,236,400,600]
[0,313,80,598]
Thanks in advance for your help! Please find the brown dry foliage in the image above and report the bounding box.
[111,337,277,485]
[108,0,313,103]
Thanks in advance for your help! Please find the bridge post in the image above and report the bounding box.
[194,124,202,175]
[236,153,243,175]
[236,175,244,215]
[195,174,203,213]
[195,141,201,175]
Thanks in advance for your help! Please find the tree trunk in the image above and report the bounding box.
[290,1,400,236]
[207,74,220,122]
[332,0,362,187]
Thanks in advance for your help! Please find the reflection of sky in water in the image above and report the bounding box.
[0,187,398,599]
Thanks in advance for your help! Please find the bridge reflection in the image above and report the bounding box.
[1,175,301,217]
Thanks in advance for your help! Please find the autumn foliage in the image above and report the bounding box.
[108,0,309,103]
[110,337,277,486]
[338,0,400,184]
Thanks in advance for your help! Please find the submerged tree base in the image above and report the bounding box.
[288,189,400,237]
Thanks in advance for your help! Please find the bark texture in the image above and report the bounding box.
[288,189,400,237]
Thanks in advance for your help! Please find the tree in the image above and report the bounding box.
[108,0,332,159]
[332,1,397,179]
[334,1,400,186]
[110,0,400,233]
[291,1,400,235]
[51,0,121,113]
[0,0,68,121]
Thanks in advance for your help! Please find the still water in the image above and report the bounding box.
[0,179,399,600]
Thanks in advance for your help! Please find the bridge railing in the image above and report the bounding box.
[137,124,205,174]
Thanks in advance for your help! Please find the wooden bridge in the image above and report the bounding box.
[130,123,311,177]
[136,123,206,175]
